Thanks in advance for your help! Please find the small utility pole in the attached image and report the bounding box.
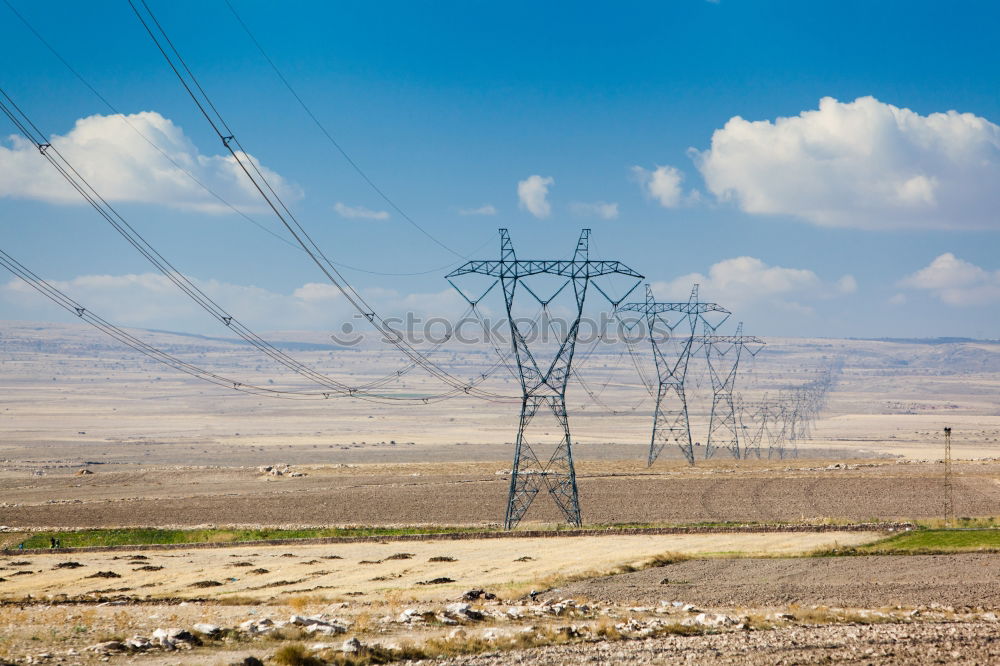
[943,426,953,526]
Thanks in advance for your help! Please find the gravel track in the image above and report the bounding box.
[439,622,1000,665]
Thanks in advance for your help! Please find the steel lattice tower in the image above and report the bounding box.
[619,284,729,466]
[737,396,768,459]
[447,229,642,528]
[943,426,954,525]
[699,323,765,459]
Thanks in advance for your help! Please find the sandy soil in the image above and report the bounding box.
[548,552,1000,609]
[0,532,879,603]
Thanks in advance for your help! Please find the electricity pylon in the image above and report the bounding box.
[737,395,768,459]
[619,284,729,465]
[446,229,642,528]
[943,426,954,525]
[698,323,765,459]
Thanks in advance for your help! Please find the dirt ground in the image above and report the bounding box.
[547,552,1000,609]
[439,621,1000,665]
[2,458,998,528]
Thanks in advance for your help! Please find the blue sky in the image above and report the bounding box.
[1,0,999,339]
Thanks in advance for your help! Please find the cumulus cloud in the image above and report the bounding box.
[458,204,497,216]
[571,201,619,219]
[333,202,390,220]
[652,256,855,315]
[0,272,466,334]
[694,96,1000,230]
[0,111,300,212]
[632,165,686,208]
[899,253,1000,305]
[517,175,554,218]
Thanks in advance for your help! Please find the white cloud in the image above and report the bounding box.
[333,202,390,220]
[571,201,619,219]
[517,175,554,218]
[0,272,466,334]
[458,204,497,216]
[652,256,854,315]
[836,275,858,294]
[694,96,1000,230]
[899,253,1000,305]
[0,111,300,212]
[632,165,686,208]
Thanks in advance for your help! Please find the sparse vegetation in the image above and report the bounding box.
[273,643,325,666]
[616,551,692,573]
[3,520,922,551]
[10,526,482,549]
[813,528,1000,556]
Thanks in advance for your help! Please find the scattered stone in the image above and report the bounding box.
[385,552,415,560]
[85,571,121,579]
[249,568,269,574]
[397,608,437,624]
[125,636,152,650]
[193,623,222,637]
[341,637,363,653]
[430,556,457,562]
[239,618,276,636]
[684,612,740,627]
[86,641,125,654]
[444,602,485,622]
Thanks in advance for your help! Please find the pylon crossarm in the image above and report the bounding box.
[448,278,499,307]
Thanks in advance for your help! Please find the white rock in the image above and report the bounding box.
[341,637,363,653]
[125,636,151,650]
[193,623,221,636]
[86,641,125,653]
[684,613,738,627]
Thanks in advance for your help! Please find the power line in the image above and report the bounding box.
[222,0,468,260]
[0,246,495,404]
[0,87,513,404]
[0,0,481,278]
[127,0,512,401]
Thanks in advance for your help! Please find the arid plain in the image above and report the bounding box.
[1,320,1000,664]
